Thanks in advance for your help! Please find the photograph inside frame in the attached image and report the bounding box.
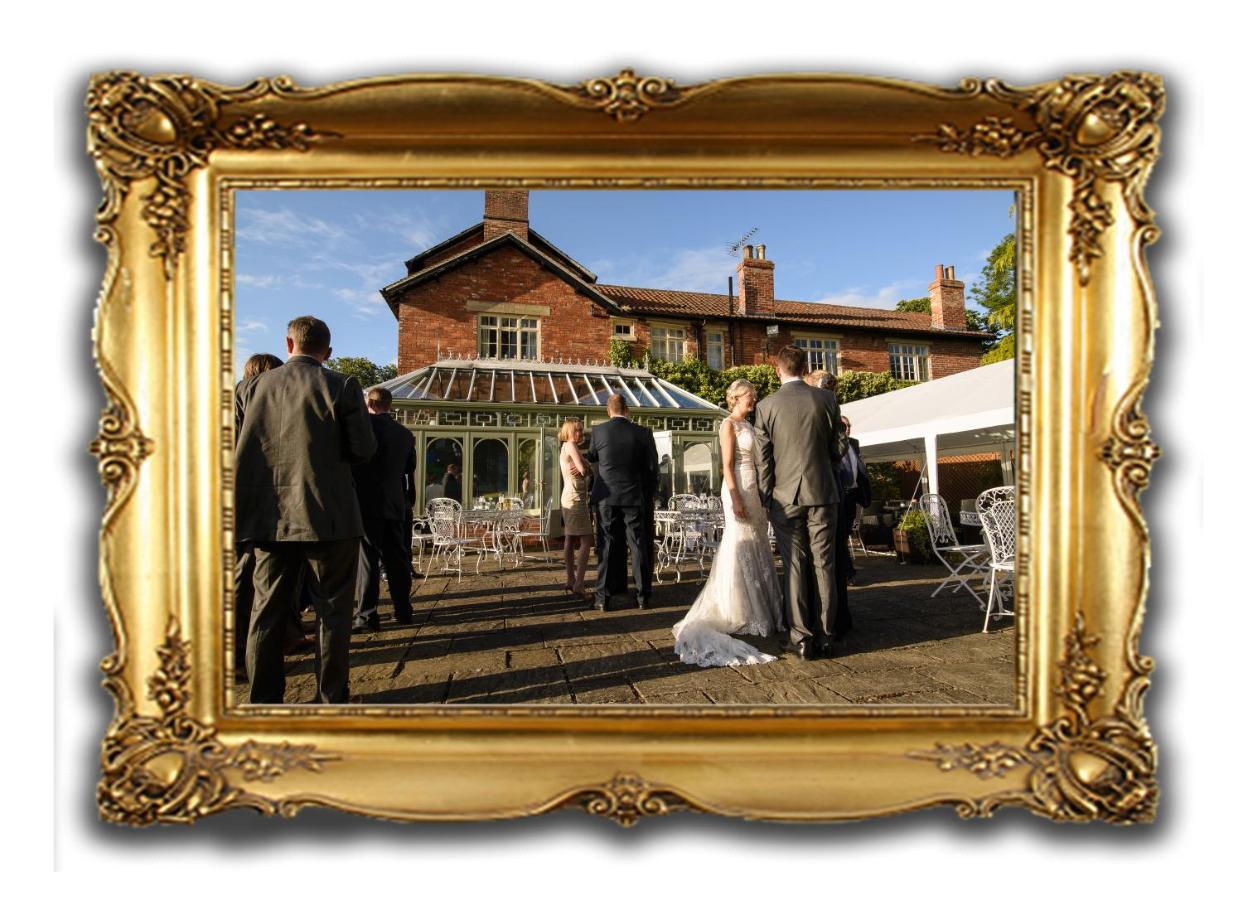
[228,187,1019,707]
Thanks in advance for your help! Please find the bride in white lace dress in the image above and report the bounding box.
[672,379,785,667]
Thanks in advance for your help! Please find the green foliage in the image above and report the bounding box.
[865,462,902,504]
[719,364,782,404]
[835,370,913,403]
[896,296,1000,343]
[970,231,1017,361]
[644,357,910,409]
[647,356,727,406]
[895,297,931,313]
[896,508,933,562]
[608,339,634,368]
[325,356,398,388]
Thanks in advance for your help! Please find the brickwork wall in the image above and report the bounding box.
[395,245,611,372]
[482,190,529,241]
[414,231,486,271]
[395,250,984,377]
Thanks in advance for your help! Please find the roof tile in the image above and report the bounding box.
[596,285,987,337]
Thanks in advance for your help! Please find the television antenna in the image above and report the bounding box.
[727,227,760,257]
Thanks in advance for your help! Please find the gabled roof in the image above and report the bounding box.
[381,232,623,319]
[403,223,597,283]
[596,284,989,339]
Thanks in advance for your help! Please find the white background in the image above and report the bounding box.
[8,0,1237,888]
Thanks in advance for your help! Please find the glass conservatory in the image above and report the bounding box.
[374,356,726,534]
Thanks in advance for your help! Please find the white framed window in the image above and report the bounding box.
[611,318,636,341]
[888,342,929,381]
[649,324,686,363]
[705,330,725,369]
[478,314,539,360]
[793,334,840,375]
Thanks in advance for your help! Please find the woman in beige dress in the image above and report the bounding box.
[559,418,593,596]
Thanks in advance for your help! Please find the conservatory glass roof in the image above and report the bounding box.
[374,357,721,411]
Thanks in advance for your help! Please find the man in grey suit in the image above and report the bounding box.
[754,345,847,660]
[234,316,376,703]
[587,393,659,611]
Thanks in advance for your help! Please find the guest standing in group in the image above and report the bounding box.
[233,353,284,681]
[234,316,376,703]
[756,347,846,659]
[587,394,659,611]
[352,386,417,632]
[558,418,593,598]
[833,415,871,601]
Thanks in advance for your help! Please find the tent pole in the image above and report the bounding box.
[923,433,939,496]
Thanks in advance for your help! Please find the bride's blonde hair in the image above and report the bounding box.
[725,378,757,411]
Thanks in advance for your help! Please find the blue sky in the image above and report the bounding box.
[234,189,1015,364]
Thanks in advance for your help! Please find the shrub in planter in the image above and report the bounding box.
[895,508,934,563]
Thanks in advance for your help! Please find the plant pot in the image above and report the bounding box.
[893,528,915,562]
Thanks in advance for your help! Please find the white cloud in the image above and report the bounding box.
[236,317,269,334]
[653,247,734,293]
[813,278,923,310]
[236,207,349,248]
[236,273,281,289]
[592,245,733,294]
[357,211,441,250]
[333,287,388,318]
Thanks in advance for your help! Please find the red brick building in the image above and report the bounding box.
[382,190,989,380]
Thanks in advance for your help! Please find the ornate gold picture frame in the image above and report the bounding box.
[88,69,1161,825]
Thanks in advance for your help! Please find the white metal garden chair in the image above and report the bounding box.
[848,507,872,558]
[422,502,487,583]
[977,487,1016,632]
[530,496,554,557]
[918,493,990,607]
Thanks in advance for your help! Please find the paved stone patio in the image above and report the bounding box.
[234,549,1016,707]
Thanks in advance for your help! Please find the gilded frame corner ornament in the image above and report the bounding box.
[89,68,1162,826]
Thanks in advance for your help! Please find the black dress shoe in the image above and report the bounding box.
[782,640,817,661]
[815,637,835,659]
[393,614,414,626]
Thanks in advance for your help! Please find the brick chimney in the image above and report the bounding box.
[482,189,529,241]
[737,244,775,316]
[929,263,966,330]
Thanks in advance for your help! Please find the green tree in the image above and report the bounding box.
[971,231,1017,363]
[895,296,998,342]
[324,356,398,388]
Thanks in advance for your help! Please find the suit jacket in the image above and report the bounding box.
[836,436,872,509]
[353,412,416,522]
[754,379,846,513]
[234,355,377,542]
[586,416,659,507]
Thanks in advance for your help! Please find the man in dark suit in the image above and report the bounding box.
[586,393,659,611]
[352,386,417,631]
[754,345,847,660]
[235,316,376,703]
[832,415,871,636]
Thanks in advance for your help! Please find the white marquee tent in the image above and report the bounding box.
[840,359,1016,496]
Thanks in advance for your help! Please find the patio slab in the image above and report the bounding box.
[231,549,1016,707]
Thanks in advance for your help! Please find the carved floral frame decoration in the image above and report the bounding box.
[89,69,1161,826]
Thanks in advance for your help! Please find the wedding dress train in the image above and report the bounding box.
[672,419,784,667]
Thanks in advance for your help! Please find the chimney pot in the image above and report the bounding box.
[936,263,946,280]
[757,244,766,259]
[744,244,754,259]
[947,265,956,280]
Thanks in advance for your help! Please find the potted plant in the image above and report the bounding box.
[894,508,933,564]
